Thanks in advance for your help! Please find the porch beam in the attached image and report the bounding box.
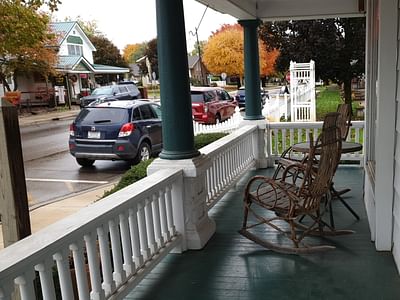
[156,0,200,160]
[239,19,264,121]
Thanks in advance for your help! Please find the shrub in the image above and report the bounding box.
[102,132,228,197]
[194,132,228,149]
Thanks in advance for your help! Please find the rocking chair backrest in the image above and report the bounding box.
[301,112,342,207]
[337,103,352,141]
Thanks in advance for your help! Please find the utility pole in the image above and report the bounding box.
[189,5,208,86]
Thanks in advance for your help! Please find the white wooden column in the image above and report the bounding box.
[374,0,398,250]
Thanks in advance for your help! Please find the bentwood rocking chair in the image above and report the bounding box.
[239,113,353,254]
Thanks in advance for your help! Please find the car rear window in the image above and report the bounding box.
[91,87,114,96]
[191,92,204,103]
[76,108,128,125]
[237,89,245,96]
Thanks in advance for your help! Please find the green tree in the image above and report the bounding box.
[259,18,365,103]
[138,38,158,78]
[0,1,58,91]
[90,35,128,68]
[190,40,206,56]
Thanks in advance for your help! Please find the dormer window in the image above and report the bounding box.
[67,35,83,56]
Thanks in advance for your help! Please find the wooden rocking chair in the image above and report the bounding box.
[239,113,353,254]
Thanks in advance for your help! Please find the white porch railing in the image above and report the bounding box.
[266,120,364,164]
[200,125,258,209]
[0,124,261,300]
[0,169,184,300]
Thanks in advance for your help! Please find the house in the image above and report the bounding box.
[2,0,400,299]
[6,21,129,106]
[188,54,207,85]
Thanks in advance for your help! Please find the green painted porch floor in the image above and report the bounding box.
[126,166,400,300]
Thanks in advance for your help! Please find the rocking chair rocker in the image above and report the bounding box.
[239,112,353,254]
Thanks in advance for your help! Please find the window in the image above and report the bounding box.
[118,86,128,93]
[150,104,162,119]
[68,44,83,56]
[139,105,156,120]
[132,108,141,121]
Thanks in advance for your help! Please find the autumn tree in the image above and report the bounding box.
[0,1,58,91]
[123,43,146,63]
[89,35,128,68]
[259,18,365,103]
[202,24,278,84]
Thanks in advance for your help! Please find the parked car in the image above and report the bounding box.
[69,100,162,167]
[191,86,237,124]
[235,87,269,108]
[80,83,141,107]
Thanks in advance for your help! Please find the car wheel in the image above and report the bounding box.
[76,158,95,167]
[215,114,221,124]
[133,142,151,164]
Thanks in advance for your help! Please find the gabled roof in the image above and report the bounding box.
[56,56,130,74]
[50,21,96,51]
[56,55,94,73]
[188,55,200,68]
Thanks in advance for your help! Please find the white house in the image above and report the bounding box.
[1,21,129,105]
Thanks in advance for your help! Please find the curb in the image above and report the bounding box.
[19,111,79,127]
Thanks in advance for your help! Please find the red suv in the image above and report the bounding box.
[191,86,237,124]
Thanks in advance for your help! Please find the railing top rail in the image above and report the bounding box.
[200,125,258,156]
[269,120,364,129]
[0,168,183,278]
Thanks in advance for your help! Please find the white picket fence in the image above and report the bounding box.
[263,94,290,122]
[193,107,242,135]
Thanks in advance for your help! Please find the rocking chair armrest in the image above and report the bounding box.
[281,161,308,181]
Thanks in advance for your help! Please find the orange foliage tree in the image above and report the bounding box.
[122,43,146,63]
[203,24,279,82]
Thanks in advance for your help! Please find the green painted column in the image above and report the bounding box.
[239,19,264,120]
[156,0,200,159]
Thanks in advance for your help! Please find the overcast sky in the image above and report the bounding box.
[51,0,237,51]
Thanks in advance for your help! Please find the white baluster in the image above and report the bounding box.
[119,212,134,276]
[165,185,176,236]
[84,232,105,300]
[108,218,126,285]
[128,206,144,268]
[34,259,56,300]
[97,225,115,296]
[70,241,90,300]
[152,193,164,248]
[53,250,74,300]
[145,197,157,254]
[15,270,36,300]
[137,201,151,260]
[158,189,170,241]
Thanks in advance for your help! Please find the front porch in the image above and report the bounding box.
[128,166,400,299]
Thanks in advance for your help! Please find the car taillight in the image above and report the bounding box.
[204,104,208,113]
[118,123,135,137]
[69,124,76,136]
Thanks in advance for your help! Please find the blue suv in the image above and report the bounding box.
[69,100,162,167]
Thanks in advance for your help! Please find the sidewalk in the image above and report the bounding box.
[18,105,80,127]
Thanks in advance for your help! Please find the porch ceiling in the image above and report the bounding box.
[195,0,365,21]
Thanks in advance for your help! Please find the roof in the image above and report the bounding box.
[56,55,94,73]
[95,100,152,108]
[195,0,364,21]
[92,64,130,74]
[188,55,200,68]
[50,21,96,51]
[56,56,129,74]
